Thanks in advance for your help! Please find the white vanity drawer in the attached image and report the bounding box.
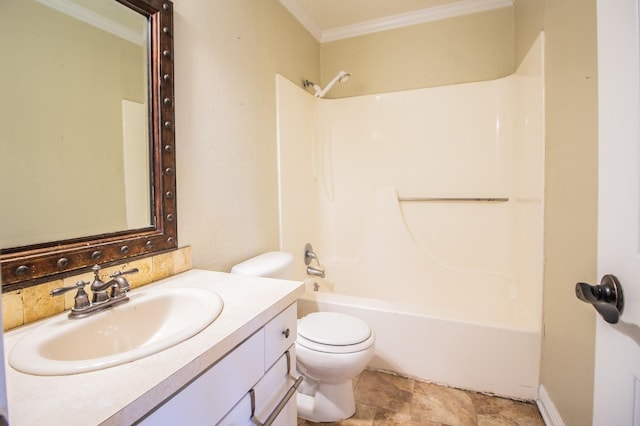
[264,303,297,369]
[218,348,298,426]
[141,330,265,426]
[252,348,297,425]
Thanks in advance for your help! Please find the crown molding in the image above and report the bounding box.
[36,0,145,45]
[280,0,513,43]
[278,0,324,41]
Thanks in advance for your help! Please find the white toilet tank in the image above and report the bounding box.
[230,252,294,279]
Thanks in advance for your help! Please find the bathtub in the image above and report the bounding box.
[297,289,541,401]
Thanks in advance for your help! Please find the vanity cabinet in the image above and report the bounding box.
[141,303,299,425]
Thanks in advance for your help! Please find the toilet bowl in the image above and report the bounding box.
[231,251,376,422]
[295,311,375,422]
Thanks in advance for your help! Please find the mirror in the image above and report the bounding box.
[1,0,151,247]
[0,0,177,291]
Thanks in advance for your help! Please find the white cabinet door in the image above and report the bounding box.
[141,331,264,426]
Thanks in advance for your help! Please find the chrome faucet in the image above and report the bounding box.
[306,266,325,278]
[304,243,325,278]
[51,265,138,319]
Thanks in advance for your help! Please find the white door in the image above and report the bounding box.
[594,0,640,424]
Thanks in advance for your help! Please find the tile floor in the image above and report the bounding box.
[297,369,545,426]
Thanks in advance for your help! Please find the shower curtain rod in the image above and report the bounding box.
[397,197,509,203]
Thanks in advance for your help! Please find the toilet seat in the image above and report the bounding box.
[297,312,374,354]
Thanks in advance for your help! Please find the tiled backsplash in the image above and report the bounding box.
[2,246,192,330]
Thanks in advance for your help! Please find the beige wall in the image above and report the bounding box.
[543,0,599,421]
[320,7,514,98]
[174,0,320,272]
[515,1,599,425]
[514,0,545,67]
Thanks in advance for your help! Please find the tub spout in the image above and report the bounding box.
[307,266,325,278]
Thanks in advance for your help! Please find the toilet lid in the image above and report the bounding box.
[298,312,371,346]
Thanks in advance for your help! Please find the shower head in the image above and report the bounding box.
[306,70,351,98]
[338,71,350,83]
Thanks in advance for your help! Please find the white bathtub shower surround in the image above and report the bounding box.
[277,33,545,400]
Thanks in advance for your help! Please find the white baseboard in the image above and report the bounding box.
[537,385,566,426]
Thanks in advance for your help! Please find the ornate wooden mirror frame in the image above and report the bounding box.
[1,0,177,292]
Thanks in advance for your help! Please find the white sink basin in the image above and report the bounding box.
[9,287,224,376]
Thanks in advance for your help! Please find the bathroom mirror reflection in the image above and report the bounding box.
[0,0,178,289]
[0,0,151,247]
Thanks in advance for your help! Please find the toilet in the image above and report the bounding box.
[231,252,375,423]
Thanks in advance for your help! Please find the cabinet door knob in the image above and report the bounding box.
[282,328,290,339]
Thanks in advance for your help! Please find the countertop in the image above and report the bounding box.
[2,269,305,425]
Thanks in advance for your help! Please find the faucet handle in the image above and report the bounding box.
[304,243,320,266]
[51,280,91,310]
[110,268,139,278]
[50,280,89,297]
[109,268,138,298]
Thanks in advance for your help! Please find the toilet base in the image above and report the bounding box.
[296,378,356,422]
